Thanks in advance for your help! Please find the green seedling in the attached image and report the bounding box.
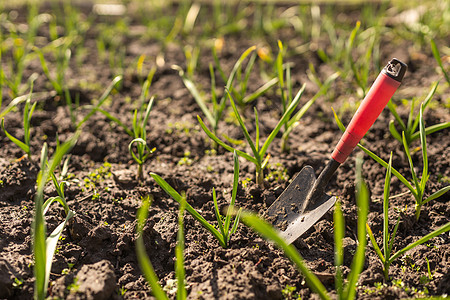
[33,132,79,300]
[198,89,302,187]
[151,151,242,248]
[276,40,338,153]
[240,155,369,300]
[367,154,450,280]
[136,195,186,300]
[430,38,450,85]
[93,74,156,181]
[1,88,36,160]
[387,82,450,146]
[128,93,156,181]
[333,107,450,220]
[77,75,122,129]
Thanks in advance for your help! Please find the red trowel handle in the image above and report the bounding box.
[331,58,407,164]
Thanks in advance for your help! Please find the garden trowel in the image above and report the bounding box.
[266,58,407,244]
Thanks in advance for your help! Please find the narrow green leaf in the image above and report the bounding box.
[422,186,450,205]
[213,188,225,238]
[259,85,302,158]
[388,214,401,256]
[224,151,239,234]
[389,222,450,263]
[45,210,75,291]
[141,96,155,139]
[178,69,215,126]
[197,115,257,164]
[430,39,450,85]
[334,200,345,298]
[366,223,385,263]
[230,208,242,235]
[387,100,406,132]
[1,118,30,155]
[344,157,368,300]
[410,122,450,142]
[176,195,187,300]
[94,107,134,137]
[388,120,402,143]
[242,77,278,104]
[419,104,428,193]
[136,196,169,300]
[227,91,260,163]
[383,154,393,261]
[402,132,420,193]
[77,75,122,128]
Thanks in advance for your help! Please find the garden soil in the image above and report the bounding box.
[0,3,449,299]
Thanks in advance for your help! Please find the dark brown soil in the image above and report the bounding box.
[0,2,449,299]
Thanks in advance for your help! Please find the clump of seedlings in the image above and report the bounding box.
[198,89,302,187]
[333,105,450,220]
[366,153,450,280]
[33,133,79,300]
[92,72,156,181]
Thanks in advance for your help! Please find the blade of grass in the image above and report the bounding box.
[344,156,368,300]
[176,195,187,300]
[389,222,450,263]
[334,200,344,298]
[136,196,169,300]
[197,116,257,165]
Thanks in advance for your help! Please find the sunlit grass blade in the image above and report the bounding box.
[387,100,406,132]
[45,209,74,291]
[239,210,330,300]
[383,154,393,261]
[136,196,169,300]
[176,68,215,126]
[422,186,450,205]
[213,188,225,237]
[241,77,278,104]
[224,151,239,234]
[197,115,257,165]
[176,195,187,300]
[77,75,122,128]
[419,104,428,193]
[343,156,368,300]
[34,132,79,300]
[430,39,450,85]
[388,222,450,263]
[1,118,30,155]
[366,224,385,263]
[402,132,420,194]
[259,85,302,158]
[411,81,438,134]
[227,91,259,161]
[334,200,344,298]
[409,122,450,142]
